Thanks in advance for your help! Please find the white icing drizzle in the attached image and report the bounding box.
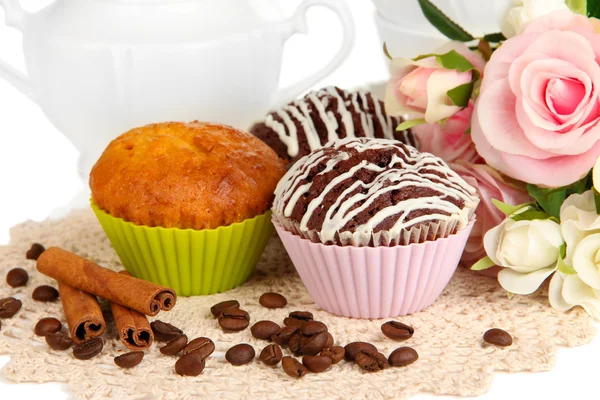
[273,138,479,244]
[263,87,415,158]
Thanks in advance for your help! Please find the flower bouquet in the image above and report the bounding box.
[385,0,600,319]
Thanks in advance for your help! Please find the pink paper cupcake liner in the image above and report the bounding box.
[275,220,474,319]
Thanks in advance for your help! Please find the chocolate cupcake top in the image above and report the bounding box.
[273,138,478,246]
[251,87,418,162]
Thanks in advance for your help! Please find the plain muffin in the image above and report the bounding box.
[91,121,286,230]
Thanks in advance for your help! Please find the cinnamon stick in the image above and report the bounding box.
[58,281,106,344]
[37,247,176,316]
[110,271,154,350]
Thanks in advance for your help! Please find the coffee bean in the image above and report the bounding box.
[73,337,103,360]
[483,328,513,347]
[175,352,205,376]
[344,342,377,361]
[225,344,255,366]
[321,346,345,364]
[160,334,188,356]
[210,300,240,318]
[250,320,280,341]
[284,311,313,327]
[302,355,332,373]
[32,285,59,302]
[26,243,45,260]
[388,347,419,367]
[282,356,309,378]
[381,321,414,341]
[151,320,183,342]
[299,331,329,356]
[324,332,334,349]
[355,350,389,372]
[183,337,215,360]
[259,292,287,309]
[259,344,283,366]
[114,351,144,369]
[218,308,250,332]
[299,321,327,336]
[0,297,22,318]
[45,333,73,351]
[272,326,299,347]
[288,333,302,355]
[35,317,62,336]
[6,268,28,288]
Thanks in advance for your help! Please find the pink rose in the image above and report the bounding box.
[451,161,532,276]
[472,11,600,188]
[385,42,486,124]
[413,102,483,164]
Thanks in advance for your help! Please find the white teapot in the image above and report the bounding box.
[0,0,354,179]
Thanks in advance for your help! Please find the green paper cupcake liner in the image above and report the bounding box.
[91,202,274,296]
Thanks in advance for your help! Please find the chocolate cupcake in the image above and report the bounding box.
[250,87,418,163]
[273,138,478,247]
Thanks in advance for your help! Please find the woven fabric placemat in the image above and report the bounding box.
[0,209,595,400]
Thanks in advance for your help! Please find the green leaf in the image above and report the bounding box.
[482,32,506,43]
[417,0,475,42]
[527,171,593,219]
[491,199,532,217]
[435,50,475,72]
[383,42,393,60]
[447,82,474,107]
[397,118,427,131]
[589,0,600,18]
[511,210,552,222]
[557,255,577,275]
[478,39,493,62]
[595,188,600,215]
[507,291,515,300]
[471,256,496,271]
[567,0,587,15]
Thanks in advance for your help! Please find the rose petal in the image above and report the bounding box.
[424,69,472,123]
[571,233,600,289]
[498,265,556,295]
[483,221,506,266]
[562,274,600,319]
[480,33,535,92]
[549,272,573,312]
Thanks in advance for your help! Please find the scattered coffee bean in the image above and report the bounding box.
[225,344,255,366]
[483,328,513,347]
[302,355,332,373]
[259,292,287,309]
[284,311,313,327]
[160,334,188,356]
[299,331,329,356]
[299,321,327,336]
[251,320,281,341]
[381,321,414,341]
[35,317,62,336]
[388,347,419,367]
[114,351,144,369]
[282,356,309,378]
[32,285,59,302]
[0,297,22,318]
[175,352,205,376]
[355,350,389,372]
[73,337,103,360]
[321,346,345,364]
[26,243,45,260]
[210,300,240,318]
[6,268,28,287]
[272,326,298,347]
[151,320,183,342]
[324,332,334,349]
[344,342,377,361]
[288,333,302,355]
[183,337,215,359]
[259,344,283,366]
[45,333,73,351]
[218,308,250,332]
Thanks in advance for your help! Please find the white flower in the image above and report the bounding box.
[484,217,564,295]
[549,190,600,320]
[501,0,570,38]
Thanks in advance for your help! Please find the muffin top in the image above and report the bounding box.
[273,138,478,245]
[91,121,286,230]
[250,86,418,163]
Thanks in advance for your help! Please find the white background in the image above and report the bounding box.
[0,1,598,399]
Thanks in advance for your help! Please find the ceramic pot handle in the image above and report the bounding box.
[0,0,35,101]
[274,0,355,106]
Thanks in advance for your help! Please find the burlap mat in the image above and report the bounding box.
[0,209,595,400]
